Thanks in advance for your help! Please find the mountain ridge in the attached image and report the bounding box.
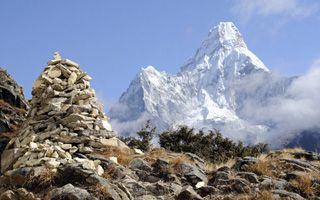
[110,22,293,146]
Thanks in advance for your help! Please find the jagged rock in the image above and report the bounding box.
[185,153,205,171]
[0,188,38,200]
[234,157,258,171]
[129,158,152,172]
[232,178,251,193]
[177,186,203,200]
[176,162,207,186]
[1,148,25,173]
[237,172,259,183]
[46,184,93,200]
[122,179,148,198]
[0,68,28,167]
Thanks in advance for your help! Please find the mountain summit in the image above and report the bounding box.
[110,22,289,144]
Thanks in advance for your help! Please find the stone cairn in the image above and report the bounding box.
[1,53,116,174]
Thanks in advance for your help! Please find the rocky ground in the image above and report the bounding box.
[1,146,320,200]
[0,54,320,200]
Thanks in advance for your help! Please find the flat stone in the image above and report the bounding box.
[63,59,80,68]
[100,137,129,149]
[48,67,62,79]
[46,159,61,168]
[1,148,25,173]
[68,72,77,85]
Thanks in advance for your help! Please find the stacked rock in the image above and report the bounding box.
[1,53,115,174]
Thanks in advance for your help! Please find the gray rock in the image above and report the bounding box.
[237,172,259,183]
[176,162,207,186]
[152,158,170,172]
[177,186,203,200]
[232,178,251,193]
[146,182,170,196]
[129,158,152,172]
[123,179,148,197]
[272,189,306,200]
[234,157,258,171]
[259,177,289,190]
[185,153,205,170]
[47,184,92,200]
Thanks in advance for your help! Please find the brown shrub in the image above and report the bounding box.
[290,174,313,197]
[24,167,57,190]
[98,147,134,166]
[246,160,271,177]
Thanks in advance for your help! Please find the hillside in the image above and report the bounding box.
[0,55,320,200]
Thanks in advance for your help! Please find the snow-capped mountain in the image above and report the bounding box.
[110,22,293,144]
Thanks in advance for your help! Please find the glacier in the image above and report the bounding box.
[109,22,294,146]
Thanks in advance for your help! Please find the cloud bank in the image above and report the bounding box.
[239,60,320,147]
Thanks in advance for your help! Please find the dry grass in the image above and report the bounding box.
[236,191,275,200]
[144,148,194,174]
[98,146,135,166]
[246,160,272,177]
[267,148,305,160]
[290,174,314,197]
[24,167,57,189]
[205,159,236,172]
[90,184,112,200]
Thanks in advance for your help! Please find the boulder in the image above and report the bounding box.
[129,158,152,172]
[46,184,92,200]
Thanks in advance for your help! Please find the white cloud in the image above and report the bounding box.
[237,59,320,147]
[232,0,319,22]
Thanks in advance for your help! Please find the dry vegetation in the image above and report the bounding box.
[89,184,113,200]
[290,174,314,197]
[237,190,275,200]
[98,146,135,166]
[24,167,58,190]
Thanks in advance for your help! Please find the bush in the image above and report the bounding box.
[159,126,268,163]
[120,120,156,151]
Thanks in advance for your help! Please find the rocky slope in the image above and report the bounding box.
[109,22,293,145]
[0,68,28,162]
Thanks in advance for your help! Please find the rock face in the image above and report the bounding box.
[1,53,115,173]
[0,68,28,171]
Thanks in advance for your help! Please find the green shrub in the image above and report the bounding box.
[159,126,268,163]
[120,120,156,151]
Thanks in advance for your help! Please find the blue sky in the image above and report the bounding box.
[1,0,320,105]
